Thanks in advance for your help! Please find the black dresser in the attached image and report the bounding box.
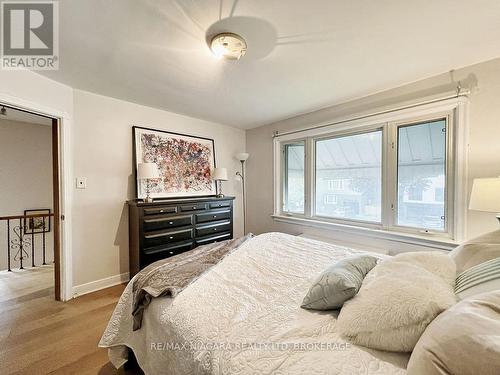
[128,196,235,277]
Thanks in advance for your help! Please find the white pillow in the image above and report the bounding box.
[336,251,457,352]
[395,250,456,286]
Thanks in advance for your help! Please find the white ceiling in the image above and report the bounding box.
[39,0,500,129]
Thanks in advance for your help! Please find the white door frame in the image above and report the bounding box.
[0,92,73,301]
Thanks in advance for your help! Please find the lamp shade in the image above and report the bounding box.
[137,162,160,180]
[236,152,249,161]
[469,177,500,212]
[212,167,228,181]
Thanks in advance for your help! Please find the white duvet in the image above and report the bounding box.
[100,232,409,374]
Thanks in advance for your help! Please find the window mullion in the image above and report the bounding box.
[383,123,397,229]
[445,113,455,239]
[305,137,314,218]
[282,144,288,212]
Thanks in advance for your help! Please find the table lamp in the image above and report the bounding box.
[137,162,160,203]
[212,167,228,197]
[469,177,500,223]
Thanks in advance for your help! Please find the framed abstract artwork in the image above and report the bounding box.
[133,126,217,199]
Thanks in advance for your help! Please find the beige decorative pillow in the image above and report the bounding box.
[407,291,500,375]
[455,257,500,300]
[336,251,456,352]
[450,229,500,274]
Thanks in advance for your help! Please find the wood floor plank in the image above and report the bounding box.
[0,267,137,375]
[3,289,121,338]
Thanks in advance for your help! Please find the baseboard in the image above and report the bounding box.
[72,272,129,298]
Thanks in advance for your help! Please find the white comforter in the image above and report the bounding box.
[100,232,409,374]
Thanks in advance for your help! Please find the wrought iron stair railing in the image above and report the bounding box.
[0,213,54,271]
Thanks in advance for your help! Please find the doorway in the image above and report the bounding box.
[0,104,61,301]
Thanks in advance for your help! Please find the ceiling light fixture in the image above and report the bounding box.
[0,106,6,116]
[210,33,247,60]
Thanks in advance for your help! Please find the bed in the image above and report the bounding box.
[100,232,409,374]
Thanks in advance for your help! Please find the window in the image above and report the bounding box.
[397,119,446,231]
[324,194,337,204]
[315,131,382,222]
[407,186,424,201]
[327,179,345,191]
[275,97,467,242]
[283,142,305,214]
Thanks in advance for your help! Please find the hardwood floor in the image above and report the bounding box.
[0,267,142,375]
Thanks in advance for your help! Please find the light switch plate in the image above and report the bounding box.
[76,177,87,189]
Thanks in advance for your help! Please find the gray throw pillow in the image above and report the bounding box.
[301,255,378,310]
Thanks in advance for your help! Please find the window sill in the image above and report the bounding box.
[272,214,458,251]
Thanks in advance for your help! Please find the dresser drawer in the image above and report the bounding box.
[144,206,177,216]
[180,203,207,212]
[196,210,231,224]
[196,221,231,237]
[144,228,193,247]
[209,201,231,209]
[195,232,232,246]
[143,241,193,264]
[143,215,193,231]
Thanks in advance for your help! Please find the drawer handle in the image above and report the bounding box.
[169,236,174,239]
[213,215,217,218]
[169,251,174,255]
[159,209,164,213]
[192,206,197,209]
[169,221,174,225]
[213,228,217,231]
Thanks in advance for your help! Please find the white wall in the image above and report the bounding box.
[246,57,500,253]
[0,69,246,295]
[0,119,54,270]
[0,70,74,116]
[71,90,246,287]
[2,55,498,290]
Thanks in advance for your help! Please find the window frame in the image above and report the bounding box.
[311,125,384,226]
[280,139,307,216]
[273,96,468,245]
[387,113,455,237]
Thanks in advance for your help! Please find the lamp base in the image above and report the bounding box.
[215,180,225,198]
[144,181,154,203]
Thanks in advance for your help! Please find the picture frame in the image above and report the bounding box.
[24,209,51,234]
[133,126,217,199]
